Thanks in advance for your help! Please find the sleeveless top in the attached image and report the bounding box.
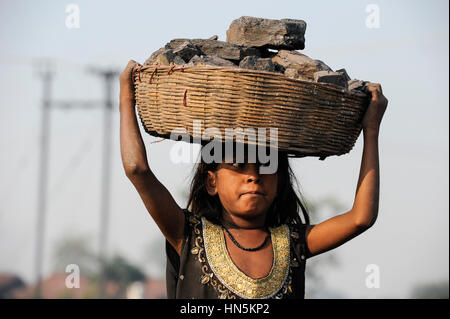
[165,209,311,299]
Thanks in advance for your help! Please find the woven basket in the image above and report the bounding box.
[133,64,370,160]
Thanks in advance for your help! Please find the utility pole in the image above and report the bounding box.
[33,59,54,298]
[89,68,119,298]
[33,59,118,298]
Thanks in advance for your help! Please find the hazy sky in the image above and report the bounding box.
[0,0,448,298]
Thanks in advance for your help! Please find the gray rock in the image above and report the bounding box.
[348,79,367,91]
[272,50,332,81]
[313,71,348,88]
[144,47,167,65]
[284,68,311,81]
[165,38,191,50]
[172,55,186,65]
[226,16,307,50]
[335,68,351,81]
[189,55,237,67]
[208,35,219,40]
[154,49,175,66]
[273,62,286,73]
[144,46,190,66]
[166,38,260,62]
[238,55,258,68]
[172,40,203,63]
[239,56,276,72]
[314,59,332,71]
[192,39,260,62]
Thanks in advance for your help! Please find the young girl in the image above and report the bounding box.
[119,60,388,299]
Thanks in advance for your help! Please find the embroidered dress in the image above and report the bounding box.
[165,209,310,299]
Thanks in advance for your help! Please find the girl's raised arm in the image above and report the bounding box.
[305,83,388,258]
[119,60,185,255]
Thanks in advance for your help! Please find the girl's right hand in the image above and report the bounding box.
[119,60,141,104]
[362,82,388,134]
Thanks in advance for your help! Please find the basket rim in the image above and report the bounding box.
[136,63,368,99]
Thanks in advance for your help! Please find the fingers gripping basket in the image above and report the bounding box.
[132,64,370,160]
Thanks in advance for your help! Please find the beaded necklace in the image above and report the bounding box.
[222,226,270,252]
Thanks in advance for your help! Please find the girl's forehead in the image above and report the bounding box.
[202,142,280,169]
[222,152,263,163]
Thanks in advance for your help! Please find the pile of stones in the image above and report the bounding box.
[144,16,366,92]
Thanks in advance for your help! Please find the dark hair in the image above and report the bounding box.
[185,143,310,227]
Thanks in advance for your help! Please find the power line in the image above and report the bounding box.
[48,121,97,201]
[32,58,119,298]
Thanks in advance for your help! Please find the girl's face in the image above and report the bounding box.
[206,157,278,223]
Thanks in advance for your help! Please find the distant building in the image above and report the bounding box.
[1,272,167,299]
[0,274,26,298]
[143,278,166,299]
[12,273,95,299]
[125,279,167,299]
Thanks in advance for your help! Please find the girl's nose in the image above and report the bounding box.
[246,164,261,183]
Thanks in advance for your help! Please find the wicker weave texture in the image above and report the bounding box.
[133,64,370,159]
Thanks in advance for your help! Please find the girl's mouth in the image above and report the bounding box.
[241,191,265,197]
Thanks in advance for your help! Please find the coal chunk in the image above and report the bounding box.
[172,40,203,63]
[239,56,277,72]
[313,71,348,88]
[226,16,306,50]
[189,55,237,67]
[166,38,260,63]
[348,79,367,91]
[273,50,332,81]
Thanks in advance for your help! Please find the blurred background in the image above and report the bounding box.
[0,0,448,299]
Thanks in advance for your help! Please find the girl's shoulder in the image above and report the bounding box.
[181,208,200,225]
[180,208,204,237]
[286,220,311,260]
[286,219,308,235]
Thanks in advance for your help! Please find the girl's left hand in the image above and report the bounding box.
[362,82,388,133]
